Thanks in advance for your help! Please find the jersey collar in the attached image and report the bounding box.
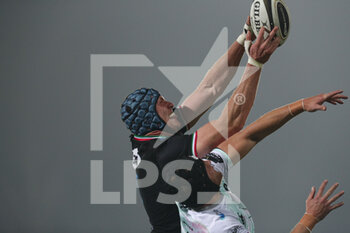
[133,135,167,141]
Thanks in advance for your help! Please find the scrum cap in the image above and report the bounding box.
[121,88,166,135]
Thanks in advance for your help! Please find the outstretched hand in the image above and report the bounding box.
[303,90,348,112]
[248,26,280,64]
[306,180,345,221]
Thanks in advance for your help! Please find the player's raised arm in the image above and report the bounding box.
[179,17,251,130]
[194,27,280,158]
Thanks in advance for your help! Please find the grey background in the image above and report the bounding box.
[1,0,349,232]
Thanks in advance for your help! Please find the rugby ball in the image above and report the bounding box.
[250,0,291,45]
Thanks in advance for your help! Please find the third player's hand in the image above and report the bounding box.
[306,180,345,221]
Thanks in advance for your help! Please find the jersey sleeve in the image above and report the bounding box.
[155,131,198,168]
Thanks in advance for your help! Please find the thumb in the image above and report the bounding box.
[316,105,327,111]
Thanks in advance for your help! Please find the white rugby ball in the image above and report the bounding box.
[250,0,291,45]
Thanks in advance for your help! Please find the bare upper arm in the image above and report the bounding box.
[216,129,257,164]
[195,120,243,158]
[195,121,227,158]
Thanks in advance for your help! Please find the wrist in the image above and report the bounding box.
[288,99,305,116]
[236,33,246,46]
[247,57,263,69]
[299,213,318,231]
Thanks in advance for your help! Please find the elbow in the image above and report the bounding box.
[249,135,262,143]
[212,118,244,138]
[228,123,244,136]
[228,117,245,135]
[245,131,263,144]
[198,83,223,100]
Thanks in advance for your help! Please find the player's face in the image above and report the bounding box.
[156,96,182,130]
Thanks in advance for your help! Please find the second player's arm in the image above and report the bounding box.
[194,27,280,158]
[180,17,255,130]
[179,39,245,130]
[218,90,347,163]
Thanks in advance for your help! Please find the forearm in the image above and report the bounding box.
[228,41,245,67]
[195,25,287,157]
[214,64,261,136]
[216,95,304,162]
[180,42,245,124]
[199,42,244,96]
[244,99,304,143]
[197,41,245,96]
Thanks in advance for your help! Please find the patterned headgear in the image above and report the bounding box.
[120,88,166,135]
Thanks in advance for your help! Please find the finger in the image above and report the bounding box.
[325,90,343,99]
[329,96,345,104]
[273,37,281,46]
[264,35,281,54]
[261,28,278,49]
[329,202,344,211]
[316,180,328,197]
[328,191,345,205]
[269,37,281,52]
[307,186,316,200]
[246,15,251,26]
[246,30,252,41]
[330,96,346,103]
[322,183,339,200]
[327,100,337,105]
[333,95,347,100]
[265,26,279,44]
[332,94,348,99]
[256,27,265,45]
[333,99,344,104]
[265,42,280,55]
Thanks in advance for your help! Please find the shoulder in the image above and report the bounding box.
[130,135,159,160]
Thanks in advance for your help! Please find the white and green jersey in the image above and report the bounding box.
[176,148,254,233]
